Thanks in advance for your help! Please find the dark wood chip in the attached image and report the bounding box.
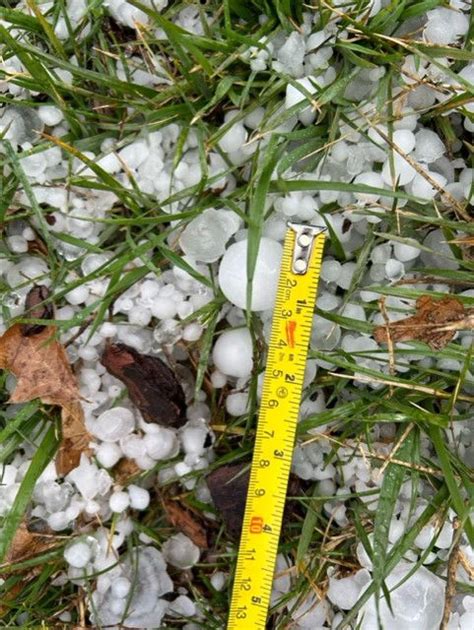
[207,462,300,539]
[21,285,53,336]
[162,497,209,549]
[101,342,187,428]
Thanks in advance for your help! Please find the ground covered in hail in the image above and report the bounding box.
[0,0,473,628]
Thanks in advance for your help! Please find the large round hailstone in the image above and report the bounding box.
[88,407,135,442]
[212,328,253,378]
[218,237,282,311]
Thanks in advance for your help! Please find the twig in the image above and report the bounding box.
[440,518,462,630]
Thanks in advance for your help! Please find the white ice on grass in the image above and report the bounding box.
[86,407,135,442]
[179,208,240,263]
[218,237,283,311]
[162,533,200,569]
[90,545,173,628]
[358,561,445,629]
[327,569,371,609]
[64,539,93,569]
[212,328,253,378]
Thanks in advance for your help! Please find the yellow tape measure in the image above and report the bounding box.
[227,223,326,630]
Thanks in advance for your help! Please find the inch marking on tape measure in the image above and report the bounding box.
[227,223,326,630]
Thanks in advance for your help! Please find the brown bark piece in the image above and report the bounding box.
[101,343,187,428]
[0,323,91,475]
[162,498,209,549]
[373,295,466,350]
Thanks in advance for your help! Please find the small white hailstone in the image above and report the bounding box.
[317,292,340,311]
[144,428,178,460]
[48,511,70,531]
[109,490,130,513]
[358,561,444,629]
[183,323,202,342]
[65,285,90,306]
[392,129,416,154]
[410,171,447,201]
[285,77,317,110]
[276,32,305,77]
[118,140,149,170]
[96,442,122,469]
[353,172,385,204]
[128,306,152,327]
[64,540,92,569]
[85,500,101,515]
[210,370,227,388]
[186,401,211,422]
[88,407,135,442]
[210,571,226,591]
[381,153,417,186]
[181,420,209,457]
[385,259,405,281]
[289,594,330,628]
[78,346,98,362]
[218,237,283,311]
[7,235,28,253]
[67,454,112,501]
[212,328,253,378]
[244,106,265,130]
[112,577,131,599]
[327,569,371,610]
[22,226,35,241]
[179,208,240,263]
[96,152,121,174]
[162,533,200,569]
[342,303,366,322]
[151,297,177,320]
[128,485,150,510]
[310,315,341,352]
[436,520,454,549]
[225,392,249,417]
[177,300,193,320]
[218,119,247,154]
[414,129,445,164]
[337,262,357,290]
[424,7,469,44]
[393,241,420,262]
[174,461,191,478]
[321,259,342,283]
[38,105,63,126]
[169,595,196,617]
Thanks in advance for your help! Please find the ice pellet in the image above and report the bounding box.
[212,328,253,378]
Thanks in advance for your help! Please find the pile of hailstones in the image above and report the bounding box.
[0,1,473,628]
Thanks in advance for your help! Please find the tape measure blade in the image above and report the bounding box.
[227,228,325,630]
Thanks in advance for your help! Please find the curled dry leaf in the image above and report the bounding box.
[374,295,468,350]
[101,343,187,428]
[0,323,91,475]
[162,497,209,549]
[207,462,300,539]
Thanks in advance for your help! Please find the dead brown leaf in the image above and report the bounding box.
[373,295,468,350]
[113,457,141,485]
[0,323,91,475]
[162,497,209,549]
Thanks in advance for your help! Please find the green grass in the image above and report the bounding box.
[0,0,473,628]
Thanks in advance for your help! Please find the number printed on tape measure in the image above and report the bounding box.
[227,226,326,630]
